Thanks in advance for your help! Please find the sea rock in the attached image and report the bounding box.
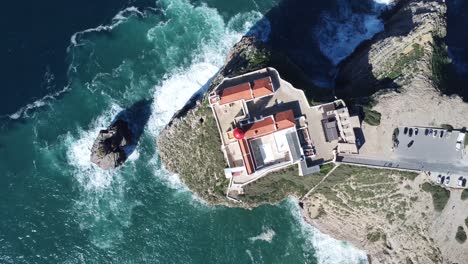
[90,119,132,169]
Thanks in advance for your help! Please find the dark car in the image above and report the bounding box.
[425,128,429,136]
[407,140,414,148]
[409,128,413,137]
[441,176,446,185]
[463,178,467,187]
[440,131,444,138]
[415,128,419,135]
[404,127,408,135]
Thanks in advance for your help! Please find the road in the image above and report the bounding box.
[337,154,468,176]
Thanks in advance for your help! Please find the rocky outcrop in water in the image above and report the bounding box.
[91,120,132,170]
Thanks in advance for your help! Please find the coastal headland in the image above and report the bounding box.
[158,0,468,263]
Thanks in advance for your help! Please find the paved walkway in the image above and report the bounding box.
[300,164,340,201]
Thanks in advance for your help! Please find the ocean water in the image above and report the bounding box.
[0,0,407,263]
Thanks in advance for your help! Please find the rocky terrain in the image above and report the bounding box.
[303,165,468,264]
[91,119,132,169]
[158,0,468,263]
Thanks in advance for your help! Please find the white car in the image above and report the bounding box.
[445,176,451,186]
[436,175,442,184]
[458,176,464,187]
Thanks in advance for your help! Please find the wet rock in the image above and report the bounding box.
[90,119,132,169]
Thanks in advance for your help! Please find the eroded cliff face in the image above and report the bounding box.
[336,0,447,95]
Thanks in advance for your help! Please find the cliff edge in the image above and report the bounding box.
[158,0,468,263]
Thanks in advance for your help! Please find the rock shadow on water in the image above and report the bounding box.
[90,99,152,169]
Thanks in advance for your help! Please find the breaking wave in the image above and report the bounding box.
[316,0,393,65]
[249,228,276,243]
[285,198,368,264]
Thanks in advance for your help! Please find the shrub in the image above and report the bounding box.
[462,189,468,201]
[456,226,467,243]
[440,124,454,131]
[363,107,382,126]
[421,182,450,211]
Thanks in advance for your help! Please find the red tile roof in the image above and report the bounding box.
[239,139,255,174]
[275,110,295,130]
[218,83,252,105]
[243,116,276,139]
[218,77,274,105]
[252,77,273,98]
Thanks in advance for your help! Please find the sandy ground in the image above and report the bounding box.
[303,169,468,264]
[359,75,468,158]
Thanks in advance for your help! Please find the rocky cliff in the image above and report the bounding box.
[158,0,468,263]
[308,0,468,263]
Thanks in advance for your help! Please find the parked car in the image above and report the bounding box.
[414,128,419,135]
[425,128,429,136]
[440,131,444,138]
[458,176,464,187]
[441,176,446,185]
[407,140,414,148]
[404,127,408,135]
[433,130,438,137]
[463,178,467,187]
[429,128,433,135]
[445,176,451,186]
[437,175,442,184]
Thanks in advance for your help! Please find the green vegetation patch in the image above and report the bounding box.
[367,230,384,242]
[385,43,425,80]
[440,124,454,131]
[240,166,326,204]
[313,165,414,208]
[363,106,381,126]
[462,189,468,201]
[421,182,450,211]
[158,99,229,203]
[455,226,467,243]
[319,163,335,175]
[431,37,456,95]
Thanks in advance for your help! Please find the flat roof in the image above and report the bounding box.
[219,83,252,105]
[322,119,339,142]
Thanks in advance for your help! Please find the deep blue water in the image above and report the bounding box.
[1,0,466,263]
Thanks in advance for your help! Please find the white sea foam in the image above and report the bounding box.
[66,103,123,190]
[69,6,143,48]
[9,85,70,120]
[316,0,390,65]
[249,228,276,243]
[146,10,268,190]
[373,0,395,5]
[285,198,368,264]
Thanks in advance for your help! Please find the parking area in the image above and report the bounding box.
[394,127,464,163]
[428,171,468,189]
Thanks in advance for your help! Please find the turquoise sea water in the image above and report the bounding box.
[0,0,399,263]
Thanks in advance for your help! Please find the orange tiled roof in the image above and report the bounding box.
[219,83,252,105]
[275,110,295,130]
[239,139,255,174]
[243,116,276,139]
[252,77,273,98]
